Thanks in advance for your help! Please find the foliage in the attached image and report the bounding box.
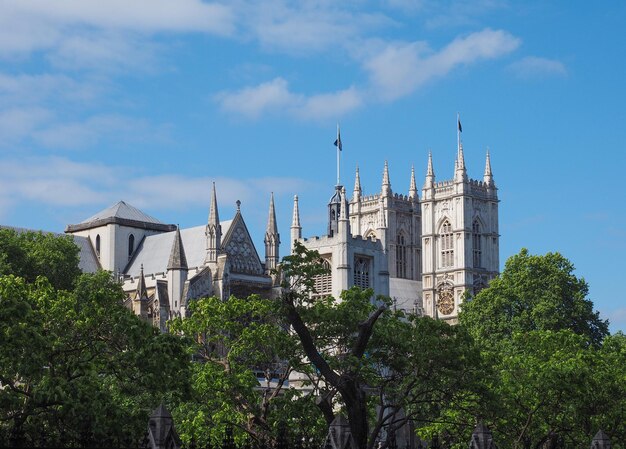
[457,249,623,449]
[278,242,482,449]
[0,271,190,447]
[460,249,609,347]
[0,228,81,291]
[169,294,326,447]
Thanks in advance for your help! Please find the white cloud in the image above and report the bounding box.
[0,156,309,224]
[249,2,394,55]
[508,56,567,79]
[363,28,521,100]
[0,72,102,105]
[32,114,170,150]
[216,78,296,118]
[215,77,363,120]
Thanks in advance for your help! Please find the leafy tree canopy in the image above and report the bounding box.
[460,249,609,347]
[277,242,483,449]
[0,228,81,290]
[0,271,190,447]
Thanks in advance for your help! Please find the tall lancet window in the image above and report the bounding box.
[128,234,135,259]
[473,220,482,268]
[313,259,332,298]
[396,233,408,279]
[440,220,454,268]
[354,257,370,289]
[95,234,101,258]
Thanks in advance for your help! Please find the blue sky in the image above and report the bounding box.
[0,1,624,331]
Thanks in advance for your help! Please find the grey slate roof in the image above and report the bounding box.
[125,221,233,277]
[80,201,163,225]
[66,201,176,233]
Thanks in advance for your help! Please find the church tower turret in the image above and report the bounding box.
[205,182,221,265]
[455,142,468,183]
[381,160,392,198]
[484,149,494,186]
[328,185,342,237]
[290,195,301,252]
[409,165,418,202]
[167,226,188,313]
[264,192,280,274]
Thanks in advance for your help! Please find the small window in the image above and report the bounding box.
[440,220,454,268]
[95,234,101,258]
[313,259,332,298]
[472,220,482,268]
[128,234,135,259]
[354,257,370,289]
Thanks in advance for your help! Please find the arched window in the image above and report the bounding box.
[128,234,135,259]
[396,233,408,279]
[440,220,453,268]
[313,259,332,298]
[354,257,370,289]
[95,234,101,258]
[472,220,482,268]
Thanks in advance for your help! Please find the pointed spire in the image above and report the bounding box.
[381,160,391,196]
[168,227,188,271]
[208,182,220,226]
[266,192,278,235]
[409,165,418,200]
[291,195,301,229]
[424,151,435,189]
[455,142,467,182]
[484,148,494,185]
[135,264,148,300]
[264,193,280,274]
[290,195,302,252]
[353,165,362,201]
[205,182,222,265]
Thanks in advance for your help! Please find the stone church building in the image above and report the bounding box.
[292,143,499,322]
[63,134,499,328]
[65,184,281,332]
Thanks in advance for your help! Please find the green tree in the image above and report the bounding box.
[169,294,324,446]
[0,228,81,290]
[460,249,609,347]
[278,242,482,449]
[457,250,623,449]
[0,271,190,447]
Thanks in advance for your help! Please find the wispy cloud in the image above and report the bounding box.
[363,28,521,101]
[0,156,309,224]
[507,56,567,79]
[215,78,363,120]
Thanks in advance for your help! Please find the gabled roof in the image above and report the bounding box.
[82,201,163,224]
[66,201,176,233]
[124,221,233,277]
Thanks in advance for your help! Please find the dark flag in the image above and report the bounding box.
[334,129,342,151]
[458,118,462,133]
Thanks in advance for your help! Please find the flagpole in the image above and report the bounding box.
[336,123,340,186]
[457,112,460,154]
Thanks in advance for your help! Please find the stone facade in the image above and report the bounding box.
[293,142,499,321]
[65,185,280,331]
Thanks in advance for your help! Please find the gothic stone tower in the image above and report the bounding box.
[349,161,422,312]
[421,146,499,322]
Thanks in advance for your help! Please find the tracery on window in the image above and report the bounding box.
[354,257,370,289]
[472,220,482,268]
[440,220,454,268]
[396,233,408,279]
[313,259,332,298]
